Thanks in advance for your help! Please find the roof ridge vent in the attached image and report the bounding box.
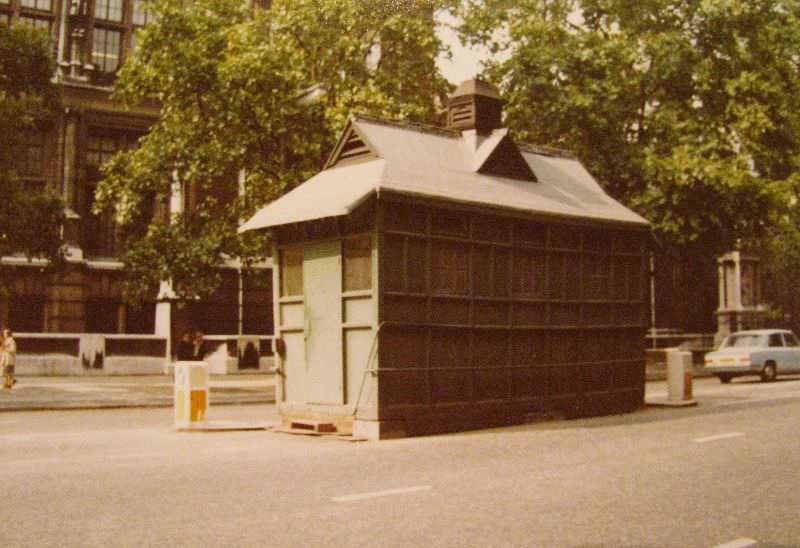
[447,79,503,134]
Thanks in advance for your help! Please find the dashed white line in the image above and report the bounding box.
[332,485,432,503]
[710,537,757,548]
[693,432,744,444]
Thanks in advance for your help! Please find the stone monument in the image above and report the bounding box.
[715,250,766,345]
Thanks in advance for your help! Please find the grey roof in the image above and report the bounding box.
[239,114,649,233]
[450,78,502,101]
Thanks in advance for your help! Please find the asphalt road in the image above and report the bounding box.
[2,378,800,547]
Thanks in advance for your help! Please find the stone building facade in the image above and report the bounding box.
[0,0,272,350]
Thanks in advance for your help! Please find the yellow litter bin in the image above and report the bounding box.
[174,361,209,429]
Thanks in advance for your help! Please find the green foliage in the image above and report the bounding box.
[98,0,451,303]
[459,0,800,326]
[0,24,64,267]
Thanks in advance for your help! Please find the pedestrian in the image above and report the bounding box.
[176,331,194,361]
[2,328,17,389]
[193,330,208,361]
[0,330,5,387]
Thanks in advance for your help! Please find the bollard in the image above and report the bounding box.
[174,361,209,429]
[667,350,692,402]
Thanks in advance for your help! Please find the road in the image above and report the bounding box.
[2,377,800,547]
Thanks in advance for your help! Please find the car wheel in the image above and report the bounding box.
[761,362,777,382]
[718,374,732,384]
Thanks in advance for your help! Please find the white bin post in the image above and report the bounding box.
[174,361,209,430]
[667,350,693,402]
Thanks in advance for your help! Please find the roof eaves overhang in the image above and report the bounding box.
[238,159,385,233]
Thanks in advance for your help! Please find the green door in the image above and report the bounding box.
[303,240,344,405]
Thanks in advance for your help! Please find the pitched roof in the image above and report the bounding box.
[239,114,649,233]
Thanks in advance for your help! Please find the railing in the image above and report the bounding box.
[14,333,275,376]
[645,330,715,351]
[194,335,275,375]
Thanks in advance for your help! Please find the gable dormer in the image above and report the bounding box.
[324,119,378,169]
[476,133,537,182]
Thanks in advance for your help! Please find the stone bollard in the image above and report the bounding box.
[667,350,693,402]
[174,361,209,430]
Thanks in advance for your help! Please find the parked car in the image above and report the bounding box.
[704,329,800,383]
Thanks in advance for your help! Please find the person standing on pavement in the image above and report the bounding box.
[193,331,208,361]
[2,328,17,389]
[176,331,194,361]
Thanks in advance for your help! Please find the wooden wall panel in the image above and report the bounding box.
[377,197,649,428]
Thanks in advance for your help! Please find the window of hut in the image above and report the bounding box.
[431,210,468,237]
[512,249,546,298]
[432,241,469,295]
[343,234,372,291]
[280,246,303,297]
[586,254,612,300]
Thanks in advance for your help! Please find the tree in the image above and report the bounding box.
[95,0,452,304]
[458,0,800,330]
[0,24,64,268]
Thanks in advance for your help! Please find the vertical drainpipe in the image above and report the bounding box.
[237,169,246,337]
[56,0,68,79]
[650,253,656,350]
[155,171,182,365]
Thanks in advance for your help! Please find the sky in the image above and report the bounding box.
[435,12,494,84]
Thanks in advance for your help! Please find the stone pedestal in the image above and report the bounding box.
[715,251,766,345]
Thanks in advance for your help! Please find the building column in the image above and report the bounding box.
[154,173,184,353]
[60,111,84,259]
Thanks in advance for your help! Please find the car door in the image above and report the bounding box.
[767,332,787,370]
[782,332,800,372]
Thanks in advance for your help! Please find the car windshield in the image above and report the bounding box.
[722,334,764,348]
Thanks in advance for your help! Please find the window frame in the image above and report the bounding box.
[83,127,143,257]
[18,128,47,190]
[91,25,122,73]
[280,246,304,297]
[768,333,784,348]
[1,0,56,37]
[343,234,373,292]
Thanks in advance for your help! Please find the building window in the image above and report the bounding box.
[84,128,141,257]
[19,129,46,189]
[513,249,546,298]
[343,235,372,291]
[585,254,612,300]
[242,269,273,335]
[86,131,133,166]
[2,0,55,35]
[20,0,51,10]
[8,295,45,332]
[280,247,303,297]
[94,0,122,22]
[19,14,50,31]
[132,0,150,25]
[85,298,121,333]
[125,302,155,334]
[92,27,121,72]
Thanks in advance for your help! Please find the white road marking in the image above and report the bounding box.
[710,537,757,548]
[693,432,744,443]
[332,485,432,503]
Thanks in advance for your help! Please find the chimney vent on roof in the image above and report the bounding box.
[447,79,503,134]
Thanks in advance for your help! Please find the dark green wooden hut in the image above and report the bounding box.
[241,80,650,438]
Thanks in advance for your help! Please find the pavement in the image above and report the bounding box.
[0,374,276,411]
[1,373,797,414]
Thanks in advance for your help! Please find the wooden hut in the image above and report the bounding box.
[240,79,650,439]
